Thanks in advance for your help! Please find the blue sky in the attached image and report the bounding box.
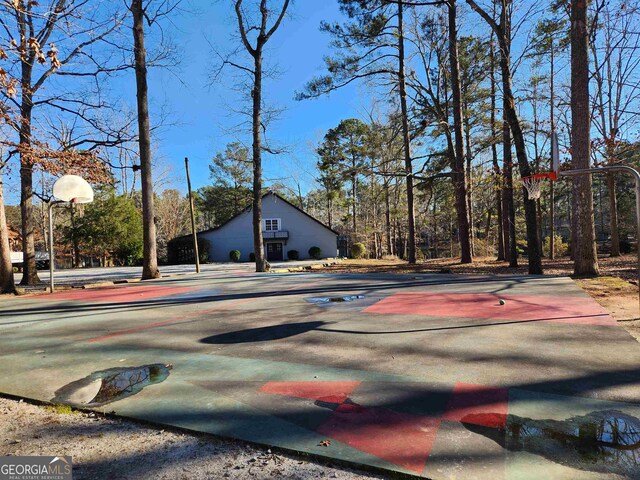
[148,1,365,195]
[2,1,367,205]
[2,0,565,205]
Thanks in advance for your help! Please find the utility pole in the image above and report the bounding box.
[185,157,200,273]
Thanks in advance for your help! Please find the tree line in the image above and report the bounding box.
[300,0,640,273]
[1,0,639,295]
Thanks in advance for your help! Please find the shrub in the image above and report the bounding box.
[620,239,632,254]
[516,239,528,256]
[287,250,299,260]
[229,250,241,262]
[308,246,322,259]
[167,237,209,265]
[351,242,366,259]
[543,235,569,257]
[249,252,256,262]
[472,238,496,258]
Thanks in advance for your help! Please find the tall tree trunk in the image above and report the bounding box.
[495,177,504,259]
[467,0,542,273]
[607,173,619,256]
[465,120,474,257]
[351,172,357,238]
[490,33,505,261]
[385,180,392,256]
[503,120,517,267]
[448,0,472,264]
[532,81,544,257]
[571,0,599,275]
[549,46,556,259]
[252,49,267,271]
[398,0,416,264]
[233,0,289,270]
[498,15,542,274]
[19,89,40,285]
[0,173,16,294]
[132,0,160,280]
[485,208,492,241]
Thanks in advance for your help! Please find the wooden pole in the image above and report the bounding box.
[185,157,200,273]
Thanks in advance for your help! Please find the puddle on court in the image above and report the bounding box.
[462,409,640,478]
[52,364,172,407]
[305,295,366,304]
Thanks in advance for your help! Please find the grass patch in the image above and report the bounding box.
[45,404,76,415]
[575,276,637,295]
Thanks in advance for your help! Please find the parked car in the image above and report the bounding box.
[11,251,50,271]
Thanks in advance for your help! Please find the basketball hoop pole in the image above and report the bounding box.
[47,200,64,294]
[559,165,640,313]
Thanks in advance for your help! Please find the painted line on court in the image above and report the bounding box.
[86,278,328,343]
[30,285,197,303]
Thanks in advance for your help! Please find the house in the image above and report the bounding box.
[197,192,338,262]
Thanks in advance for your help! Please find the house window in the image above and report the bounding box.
[264,218,281,231]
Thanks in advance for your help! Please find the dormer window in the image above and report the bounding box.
[264,218,281,231]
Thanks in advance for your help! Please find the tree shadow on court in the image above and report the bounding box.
[201,321,327,344]
[199,315,611,345]
[0,274,541,323]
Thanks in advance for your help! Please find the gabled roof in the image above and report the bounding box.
[195,191,338,236]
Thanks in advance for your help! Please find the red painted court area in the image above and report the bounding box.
[259,381,508,474]
[364,292,615,326]
[30,285,197,303]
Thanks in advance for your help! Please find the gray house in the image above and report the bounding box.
[198,192,338,262]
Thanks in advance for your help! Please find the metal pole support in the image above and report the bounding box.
[560,165,640,313]
[48,201,55,294]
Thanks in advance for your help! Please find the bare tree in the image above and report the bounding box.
[448,0,472,263]
[124,0,180,279]
[298,0,446,264]
[488,29,505,261]
[0,1,126,285]
[155,188,190,261]
[466,0,543,274]
[591,1,640,257]
[230,0,290,272]
[129,0,157,279]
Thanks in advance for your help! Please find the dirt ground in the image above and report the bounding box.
[0,398,385,480]
[317,255,640,341]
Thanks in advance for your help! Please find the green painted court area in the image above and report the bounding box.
[1,270,640,479]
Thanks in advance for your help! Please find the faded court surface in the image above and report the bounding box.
[1,270,639,479]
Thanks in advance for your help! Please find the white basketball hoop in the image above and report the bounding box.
[520,172,557,200]
[52,175,93,204]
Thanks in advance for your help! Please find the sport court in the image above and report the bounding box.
[1,269,639,479]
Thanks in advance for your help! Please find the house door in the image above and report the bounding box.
[266,242,283,261]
